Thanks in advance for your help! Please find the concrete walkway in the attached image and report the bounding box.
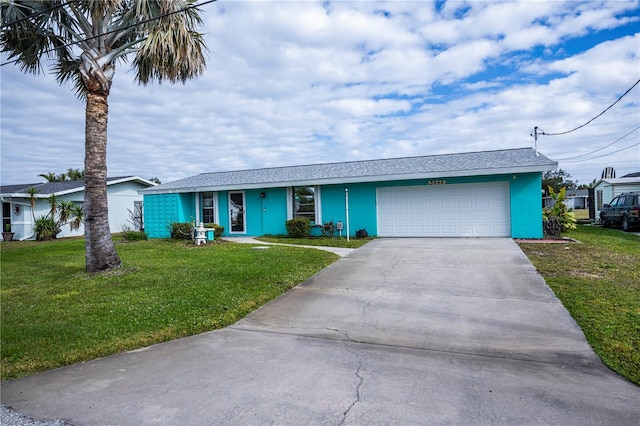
[222,236,356,257]
[1,238,638,425]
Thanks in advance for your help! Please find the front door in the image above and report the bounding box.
[229,192,246,233]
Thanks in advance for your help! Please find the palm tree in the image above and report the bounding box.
[26,186,38,222]
[38,172,59,182]
[2,1,207,271]
[66,168,85,181]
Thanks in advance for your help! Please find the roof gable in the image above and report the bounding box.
[143,147,557,195]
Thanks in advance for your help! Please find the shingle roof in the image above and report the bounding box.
[1,176,152,196]
[142,147,557,195]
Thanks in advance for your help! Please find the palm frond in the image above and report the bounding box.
[133,0,207,85]
[53,56,87,99]
[1,0,75,74]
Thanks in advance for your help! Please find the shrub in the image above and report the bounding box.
[286,218,311,238]
[543,187,577,231]
[34,216,59,241]
[321,221,335,238]
[121,230,148,241]
[30,193,83,240]
[170,222,193,240]
[355,228,369,238]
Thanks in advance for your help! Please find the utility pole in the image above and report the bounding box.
[530,126,543,156]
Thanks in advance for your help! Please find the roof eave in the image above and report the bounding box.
[3,176,156,197]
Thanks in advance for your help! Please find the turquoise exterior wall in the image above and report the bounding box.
[145,172,544,239]
[260,188,289,235]
[321,184,377,237]
[509,173,543,238]
[143,193,195,238]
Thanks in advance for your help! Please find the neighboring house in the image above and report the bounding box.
[1,176,156,241]
[543,189,590,210]
[140,148,557,239]
[594,172,640,222]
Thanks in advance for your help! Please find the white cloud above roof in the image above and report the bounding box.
[1,0,638,187]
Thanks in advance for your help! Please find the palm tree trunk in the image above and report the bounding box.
[84,91,121,272]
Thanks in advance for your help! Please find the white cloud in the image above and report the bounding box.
[1,0,639,187]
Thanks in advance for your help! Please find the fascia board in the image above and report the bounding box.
[108,176,157,187]
[5,191,76,198]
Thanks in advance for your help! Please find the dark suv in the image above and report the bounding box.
[600,192,640,232]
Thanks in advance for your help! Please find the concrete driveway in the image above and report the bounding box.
[2,238,638,425]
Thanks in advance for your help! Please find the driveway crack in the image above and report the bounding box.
[361,291,383,327]
[339,342,364,425]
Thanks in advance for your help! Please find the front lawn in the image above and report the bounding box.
[0,238,338,381]
[256,235,372,248]
[518,225,639,384]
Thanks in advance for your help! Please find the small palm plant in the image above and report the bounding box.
[543,187,577,231]
[34,195,84,241]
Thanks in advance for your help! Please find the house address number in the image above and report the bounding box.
[428,179,447,185]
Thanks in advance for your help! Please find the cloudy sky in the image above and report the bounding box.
[1,0,639,186]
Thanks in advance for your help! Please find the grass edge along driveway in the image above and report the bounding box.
[518,225,639,385]
[1,238,338,381]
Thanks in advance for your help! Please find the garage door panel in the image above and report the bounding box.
[474,199,491,208]
[425,212,439,221]
[458,199,474,209]
[377,183,510,237]
[458,212,474,221]
[440,225,457,234]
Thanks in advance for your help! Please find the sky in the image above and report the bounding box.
[1,0,639,187]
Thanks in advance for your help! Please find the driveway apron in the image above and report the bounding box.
[2,238,638,425]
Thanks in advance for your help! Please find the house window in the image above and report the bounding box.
[2,202,10,231]
[131,201,143,230]
[596,190,603,210]
[292,186,316,222]
[202,192,215,224]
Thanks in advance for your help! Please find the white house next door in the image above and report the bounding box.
[229,192,246,233]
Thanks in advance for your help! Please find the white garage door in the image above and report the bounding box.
[377,182,511,237]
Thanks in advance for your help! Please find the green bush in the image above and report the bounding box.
[543,187,577,231]
[204,224,225,238]
[170,222,193,240]
[286,218,311,238]
[121,230,148,241]
[34,216,59,241]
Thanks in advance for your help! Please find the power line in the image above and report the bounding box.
[531,78,640,137]
[561,142,640,163]
[554,125,640,160]
[0,0,218,68]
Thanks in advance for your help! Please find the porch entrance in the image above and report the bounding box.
[229,192,246,233]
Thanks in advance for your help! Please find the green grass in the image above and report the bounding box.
[256,235,372,248]
[573,209,589,220]
[518,226,639,384]
[1,238,338,380]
